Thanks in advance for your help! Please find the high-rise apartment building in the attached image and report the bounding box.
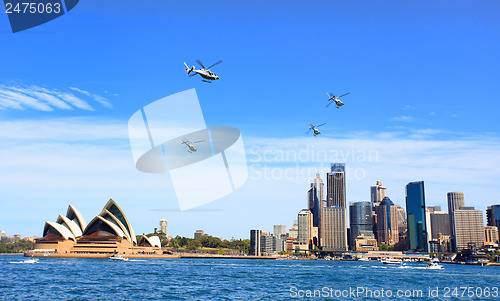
[453,207,485,251]
[159,219,168,236]
[288,220,298,239]
[406,181,428,252]
[370,180,386,208]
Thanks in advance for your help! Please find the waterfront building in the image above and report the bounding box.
[447,192,465,251]
[327,163,346,208]
[308,173,324,227]
[406,181,428,252]
[353,233,378,252]
[320,206,347,251]
[486,204,500,227]
[484,226,499,245]
[374,197,399,246]
[453,207,485,252]
[159,219,168,236]
[429,211,450,239]
[32,199,161,255]
[288,220,298,239]
[427,206,441,213]
[273,225,287,237]
[370,181,386,208]
[349,201,373,249]
[298,210,313,248]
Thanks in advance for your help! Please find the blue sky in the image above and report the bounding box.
[1,1,500,239]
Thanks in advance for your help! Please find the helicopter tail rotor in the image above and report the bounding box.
[183,62,193,75]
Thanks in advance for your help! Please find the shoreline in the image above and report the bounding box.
[23,252,278,260]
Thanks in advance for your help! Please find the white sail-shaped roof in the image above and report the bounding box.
[139,235,161,248]
[66,205,87,232]
[82,216,128,240]
[56,215,83,237]
[102,199,137,244]
[43,221,76,242]
[99,209,132,243]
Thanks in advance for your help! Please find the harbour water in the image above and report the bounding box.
[1,255,499,300]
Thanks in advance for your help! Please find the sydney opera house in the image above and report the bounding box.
[32,199,162,255]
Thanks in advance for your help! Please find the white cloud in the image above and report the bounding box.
[391,115,414,122]
[70,87,113,109]
[0,85,113,111]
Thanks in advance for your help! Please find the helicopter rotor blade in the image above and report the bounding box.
[306,129,312,134]
[192,140,205,144]
[195,60,206,69]
[189,72,198,77]
[338,92,350,98]
[317,122,326,127]
[207,60,223,69]
[326,101,334,108]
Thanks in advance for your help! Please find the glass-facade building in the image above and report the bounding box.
[487,205,500,227]
[349,201,373,248]
[406,181,428,252]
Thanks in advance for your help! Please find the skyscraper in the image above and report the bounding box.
[447,192,465,251]
[308,173,324,227]
[374,197,399,246]
[370,181,386,208]
[484,226,499,245]
[159,219,168,236]
[320,207,347,251]
[395,205,407,237]
[486,204,500,227]
[406,181,428,252]
[297,210,313,247]
[349,201,373,248]
[453,207,485,251]
[327,163,346,208]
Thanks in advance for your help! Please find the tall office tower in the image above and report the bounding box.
[374,197,399,246]
[429,211,450,239]
[327,163,346,208]
[349,201,373,248]
[288,220,299,239]
[395,205,407,236]
[320,207,348,251]
[370,181,387,208]
[159,219,168,236]
[486,205,500,227]
[453,207,485,251]
[447,192,465,251]
[297,210,313,246]
[273,225,287,237]
[484,226,499,245]
[308,173,324,227]
[406,181,428,252]
[250,230,262,256]
[260,233,274,255]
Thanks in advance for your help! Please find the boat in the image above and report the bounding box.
[381,258,403,265]
[108,255,129,261]
[358,257,369,261]
[23,258,39,264]
[426,258,443,269]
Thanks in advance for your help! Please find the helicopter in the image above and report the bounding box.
[326,92,350,108]
[181,138,205,153]
[306,123,326,137]
[184,60,222,83]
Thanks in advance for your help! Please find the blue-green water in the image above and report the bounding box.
[1,255,499,300]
